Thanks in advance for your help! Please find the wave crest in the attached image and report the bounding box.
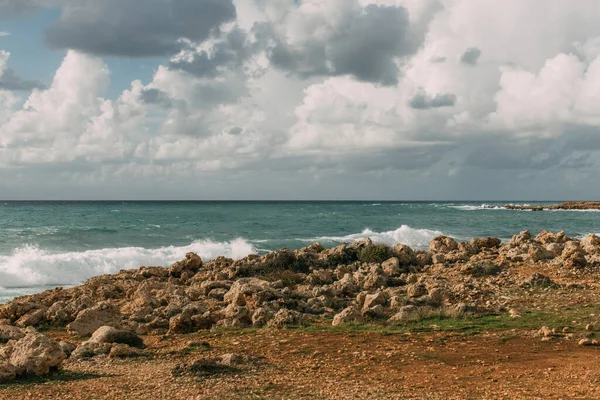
[0,238,256,288]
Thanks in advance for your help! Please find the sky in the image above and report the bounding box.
[1,0,600,200]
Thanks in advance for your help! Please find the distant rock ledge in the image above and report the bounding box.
[505,201,600,211]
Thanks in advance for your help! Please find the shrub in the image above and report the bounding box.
[358,244,394,263]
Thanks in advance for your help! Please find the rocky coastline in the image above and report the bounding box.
[504,201,600,211]
[2,230,600,397]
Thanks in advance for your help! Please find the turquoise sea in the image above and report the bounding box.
[1,201,599,302]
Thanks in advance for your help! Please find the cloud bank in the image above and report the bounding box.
[1,0,600,200]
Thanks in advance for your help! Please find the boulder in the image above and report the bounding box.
[581,234,600,254]
[15,308,47,328]
[381,257,402,276]
[470,237,502,252]
[389,305,422,323]
[332,307,364,326]
[0,325,25,343]
[407,284,428,299]
[67,302,122,337]
[71,342,113,360]
[0,362,16,382]
[361,292,387,313]
[392,244,417,266]
[267,309,306,328]
[429,236,459,253]
[87,326,144,348]
[9,332,66,376]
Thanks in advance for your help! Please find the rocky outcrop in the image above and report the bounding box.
[0,329,66,381]
[1,230,598,340]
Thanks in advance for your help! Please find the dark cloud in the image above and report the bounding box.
[265,5,415,86]
[463,140,561,170]
[0,0,38,19]
[461,47,482,65]
[139,88,172,107]
[45,0,237,57]
[169,28,252,77]
[0,68,46,91]
[409,92,457,109]
[228,126,243,135]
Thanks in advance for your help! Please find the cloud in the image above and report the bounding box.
[4,0,600,199]
[460,47,482,65]
[261,1,421,85]
[45,0,237,57]
[0,68,46,91]
[0,32,10,37]
[409,92,457,109]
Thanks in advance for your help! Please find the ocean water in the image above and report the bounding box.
[1,201,599,302]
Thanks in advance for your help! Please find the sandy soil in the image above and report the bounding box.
[1,328,599,400]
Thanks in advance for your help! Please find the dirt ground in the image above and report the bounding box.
[1,327,599,400]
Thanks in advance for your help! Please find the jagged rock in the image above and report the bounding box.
[361,292,387,313]
[15,308,47,328]
[578,338,599,346]
[169,252,203,278]
[267,309,306,328]
[67,302,122,337]
[382,257,402,276]
[509,231,532,246]
[251,307,274,327]
[9,332,66,377]
[223,278,275,306]
[536,230,570,244]
[389,305,421,323]
[363,305,384,318]
[332,307,364,326]
[429,236,459,254]
[392,244,417,266]
[581,234,600,254]
[470,237,502,252]
[407,284,428,298]
[0,325,25,343]
[219,353,244,366]
[58,341,77,357]
[168,303,207,334]
[537,326,553,337]
[87,326,144,348]
[0,362,16,382]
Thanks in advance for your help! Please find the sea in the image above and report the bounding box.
[1,201,599,303]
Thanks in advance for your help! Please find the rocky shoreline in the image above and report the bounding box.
[2,230,600,393]
[504,201,600,211]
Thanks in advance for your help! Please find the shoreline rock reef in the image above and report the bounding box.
[504,201,600,211]
[2,230,600,397]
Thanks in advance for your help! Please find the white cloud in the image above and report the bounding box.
[3,0,600,199]
[0,32,10,37]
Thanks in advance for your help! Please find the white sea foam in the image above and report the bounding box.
[0,238,256,288]
[448,204,506,211]
[301,225,445,249]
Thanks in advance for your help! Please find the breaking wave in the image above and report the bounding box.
[301,225,445,249]
[0,238,256,288]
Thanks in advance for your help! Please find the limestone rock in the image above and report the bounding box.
[88,326,144,348]
[0,325,25,343]
[109,344,143,359]
[0,362,16,382]
[67,302,122,337]
[332,307,364,326]
[429,236,458,254]
[267,309,306,328]
[9,332,66,376]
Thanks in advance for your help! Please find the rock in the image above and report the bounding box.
[168,304,207,335]
[219,353,244,366]
[251,307,274,327]
[392,244,417,266]
[578,338,599,346]
[509,231,532,246]
[0,325,25,343]
[581,234,600,254]
[67,302,122,337]
[9,332,66,377]
[382,257,402,276]
[109,344,143,359]
[508,309,522,318]
[169,252,203,277]
[87,326,144,348]
[332,307,364,326]
[535,230,570,244]
[407,284,428,299]
[586,323,595,331]
[537,326,553,337]
[58,341,77,357]
[522,272,557,288]
[361,292,387,313]
[470,237,502,252]
[0,362,16,382]
[223,278,275,306]
[429,236,458,253]
[71,342,113,360]
[389,305,421,323]
[15,309,46,328]
[0,342,14,360]
[363,305,384,318]
[267,309,306,328]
